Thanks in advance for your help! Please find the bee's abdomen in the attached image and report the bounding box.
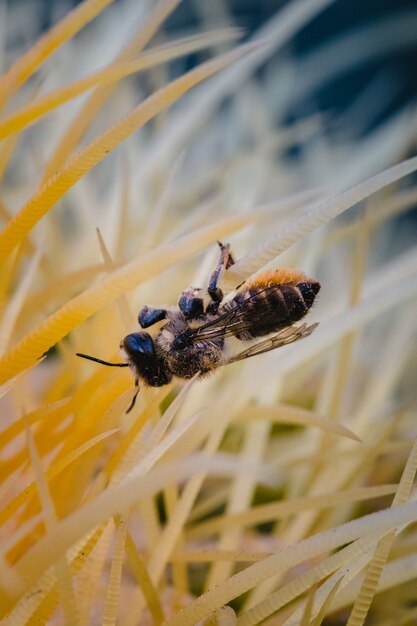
[229,274,320,340]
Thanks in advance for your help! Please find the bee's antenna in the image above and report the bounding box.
[76,353,129,367]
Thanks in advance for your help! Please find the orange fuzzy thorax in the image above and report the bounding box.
[238,268,310,292]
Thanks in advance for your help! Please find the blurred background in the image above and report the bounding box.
[3,0,417,135]
[2,0,417,260]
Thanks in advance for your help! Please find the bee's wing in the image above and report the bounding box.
[227,322,318,363]
[188,302,254,341]
[189,287,274,342]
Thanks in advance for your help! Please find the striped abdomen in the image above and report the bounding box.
[226,269,320,340]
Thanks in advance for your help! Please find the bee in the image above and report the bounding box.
[77,243,320,411]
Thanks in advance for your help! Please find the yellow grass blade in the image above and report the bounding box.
[41,0,183,182]
[125,532,164,625]
[206,606,237,626]
[327,552,417,617]
[24,421,79,626]
[102,516,126,626]
[225,539,373,626]
[280,550,374,626]
[0,429,118,528]
[0,29,240,141]
[163,500,417,626]
[300,586,317,626]
[77,524,113,626]
[0,398,70,450]
[172,550,271,563]
[95,227,132,333]
[104,388,168,481]
[5,526,108,626]
[0,0,114,110]
[0,515,36,595]
[0,359,45,400]
[0,42,258,263]
[310,578,343,626]
[0,246,20,303]
[346,438,417,626]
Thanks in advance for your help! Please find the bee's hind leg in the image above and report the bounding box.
[207,242,236,307]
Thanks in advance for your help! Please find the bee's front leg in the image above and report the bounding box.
[207,241,236,305]
[138,306,168,328]
[126,380,140,413]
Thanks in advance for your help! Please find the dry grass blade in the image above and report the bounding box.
[163,501,417,626]
[329,553,417,616]
[240,404,361,442]
[300,586,317,626]
[186,485,397,540]
[310,578,343,626]
[171,550,272,563]
[125,533,164,625]
[346,438,417,626]
[206,605,237,626]
[222,155,417,288]
[222,539,373,626]
[102,516,126,626]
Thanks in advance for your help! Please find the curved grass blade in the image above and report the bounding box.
[222,155,417,289]
[0,42,259,263]
[0,29,241,141]
[0,0,114,110]
[40,0,182,182]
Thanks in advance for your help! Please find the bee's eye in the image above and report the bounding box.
[123,332,155,357]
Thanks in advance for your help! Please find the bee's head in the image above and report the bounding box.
[121,332,172,387]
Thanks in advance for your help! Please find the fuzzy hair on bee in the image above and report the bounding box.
[77,242,320,412]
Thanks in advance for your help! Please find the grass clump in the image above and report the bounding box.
[0,1,416,624]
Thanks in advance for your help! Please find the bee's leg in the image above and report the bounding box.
[138,306,168,329]
[207,242,236,305]
[178,287,204,318]
[126,380,140,413]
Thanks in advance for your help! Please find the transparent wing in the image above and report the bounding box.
[227,322,319,363]
[188,287,275,342]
